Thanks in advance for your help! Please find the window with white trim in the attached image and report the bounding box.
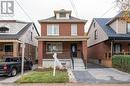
[47,24,59,35]
[46,42,62,53]
[59,13,66,18]
[71,24,77,36]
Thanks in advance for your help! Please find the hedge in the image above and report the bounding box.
[112,55,130,73]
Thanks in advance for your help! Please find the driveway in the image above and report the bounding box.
[72,63,130,84]
[0,65,37,83]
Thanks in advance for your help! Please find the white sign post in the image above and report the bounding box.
[53,53,63,76]
[53,53,56,76]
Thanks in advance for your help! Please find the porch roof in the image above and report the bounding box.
[36,36,88,41]
[0,40,20,42]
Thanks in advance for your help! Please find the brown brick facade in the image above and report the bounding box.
[88,41,110,60]
[37,10,87,68]
[43,41,83,59]
[88,41,130,67]
[40,23,85,36]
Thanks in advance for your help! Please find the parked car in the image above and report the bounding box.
[0,57,33,77]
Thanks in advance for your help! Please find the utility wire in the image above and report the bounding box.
[100,5,117,18]
[14,0,39,29]
[14,0,33,22]
[69,0,79,17]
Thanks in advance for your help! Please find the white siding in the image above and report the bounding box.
[110,19,127,34]
[19,24,39,46]
[87,20,108,47]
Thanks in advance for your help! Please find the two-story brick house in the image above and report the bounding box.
[37,9,88,68]
[88,11,130,67]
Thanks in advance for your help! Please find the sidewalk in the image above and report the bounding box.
[0,83,130,86]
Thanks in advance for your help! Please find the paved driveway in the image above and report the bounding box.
[72,63,130,84]
[0,65,37,83]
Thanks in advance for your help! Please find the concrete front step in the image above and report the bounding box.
[71,58,86,70]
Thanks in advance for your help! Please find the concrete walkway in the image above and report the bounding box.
[72,63,130,84]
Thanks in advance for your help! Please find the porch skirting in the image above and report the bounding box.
[42,59,71,68]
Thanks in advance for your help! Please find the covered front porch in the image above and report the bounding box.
[0,40,21,59]
[37,36,88,68]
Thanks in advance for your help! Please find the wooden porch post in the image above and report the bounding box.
[13,42,18,57]
[111,41,113,58]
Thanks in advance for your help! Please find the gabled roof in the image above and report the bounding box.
[38,16,87,23]
[106,11,130,25]
[0,21,40,40]
[94,18,130,40]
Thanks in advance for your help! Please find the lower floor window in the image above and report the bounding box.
[4,44,13,52]
[114,44,122,54]
[46,42,62,53]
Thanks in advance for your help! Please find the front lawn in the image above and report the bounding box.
[16,69,69,83]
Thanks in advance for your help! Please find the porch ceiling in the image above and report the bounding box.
[36,36,88,41]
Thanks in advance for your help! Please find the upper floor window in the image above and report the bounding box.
[94,30,98,40]
[59,13,66,18]
[31,32,33,41]
[127,23,130,33]
[71,24,77,36]
[93,22,96,28]
[47,24,59,35]
[0,27,9,33]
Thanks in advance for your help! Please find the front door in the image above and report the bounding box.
[71,44,77,57]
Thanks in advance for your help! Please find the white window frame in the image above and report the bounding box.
[46,42,63,54]
[71,24,77,36]
[47,24,59,36]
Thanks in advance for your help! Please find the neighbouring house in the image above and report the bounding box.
[0,20,39,63]
[37,9,88,68]
[88,11,130,67]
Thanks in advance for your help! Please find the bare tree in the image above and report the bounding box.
[116,0,130,21]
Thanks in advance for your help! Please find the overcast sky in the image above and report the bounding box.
[0,0,120,32]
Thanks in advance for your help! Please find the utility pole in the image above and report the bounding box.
[21,42,25,76]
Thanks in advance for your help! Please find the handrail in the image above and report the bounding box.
[81,51,87,69]
[70,52,74,69]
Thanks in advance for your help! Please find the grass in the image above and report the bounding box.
[112,55,130,73]
[16,69,69,83]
